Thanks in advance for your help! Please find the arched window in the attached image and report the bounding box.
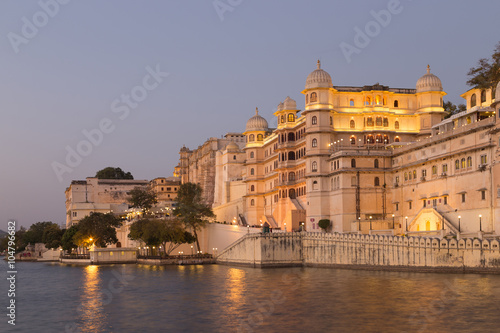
[376,134,382,143]
[250,199,255,206]
[455,160,460,170]
[374,177,380,186]
[289,172,295,181]
[466,116,472,124]
[288,132,295,141]
[481,90,487,103]
[311,116,317,125]
[350,99,354,107]
[312,138,317,147]
[383,135,389,144]
[394,136,400,142]
[233,155,236,160]
[376,95,381,105]
[310,92,317,102]
[395,121,400,130]
[365,97,371,105]
[350,120,355,129]
[467,156,472,168]
[376,117,382,126]
[288,114,295,122]
[251,185,255,192]
[394,100,399,108]
[367,135,375,144]
[374,159,379,168]
[250,168,255,176]
[350,136,356,145]
[288,151,295,160]
[383,117,389,127]
[432,165,437,175]
[404,172,408,181]
[280,115,285,123]
[311,161,318,172]
[367,117,374,126]
[306,94,309,104]
[257,134,263,141]
[413,170,417,179]
[461,158,466,169]
[250,152,254,158]
[249,134,255,142]
[312,180,318,190]
[351,159,356,168]
[471,94,477,108]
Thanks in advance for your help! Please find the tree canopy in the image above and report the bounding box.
[73,212,122,248]
[128,187,158,215]
[61,225,79,252]
[467,41,500,97]
[173,182,214,252]
[443,101,467,119]
[95,167,134,180]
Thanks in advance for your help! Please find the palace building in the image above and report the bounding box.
[177,61,500,238]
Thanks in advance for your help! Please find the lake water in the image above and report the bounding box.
[1,260,500,332]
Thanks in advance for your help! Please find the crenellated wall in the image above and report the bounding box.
[217,232,500,273]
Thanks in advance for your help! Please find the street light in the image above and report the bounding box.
[479,214,482,232]
[369,216,372,230]
[405,216,408,233]
[247,225,250,234]
[284,222,287,232]
[358,217,361,231]
[458,215,461,233]
[191,245,194,256]
[392,214,395,229]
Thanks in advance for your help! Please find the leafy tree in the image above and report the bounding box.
[95,167,134,180]
[43,224,64,249]
[161,220,196,255]
[128,187,157,215]
[0,236,8,252]
[61,225,79,252]
[14,227,28,252]
[173,183,215,252]
[318,219,331,232]
[467,41,500,98]
[24,221,56,244]
[443,101,466,119]
[74,212,122,248]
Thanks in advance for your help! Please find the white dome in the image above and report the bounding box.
[416,65,443,93]
[283,96,297,110]
[277,102,284,112]
[305,60,333,89]
[245,108,268,132]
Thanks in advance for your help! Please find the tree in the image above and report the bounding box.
[128,187,157,215]
[24,221,56,244]
[161,220,196,255]
[173,183,215,252]
[74,212,122,248]
[318,219,331,233]
[95,167,134,180]
[443,101,466,119]
[61,225,79,253]
[43,224,64,249]
[467,41,500,98]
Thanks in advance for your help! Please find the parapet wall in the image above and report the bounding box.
[217,232,500,273]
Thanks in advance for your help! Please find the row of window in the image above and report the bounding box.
[306,92,401,108]
[279,113,296,123]
[278,128,306,143]
[394,191,486,212]
[470,90,488,108]
[248,134,264,142]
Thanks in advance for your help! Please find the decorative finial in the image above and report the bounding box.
[317,60,321,70]
[255,107,259,115]
[427,64,430,74]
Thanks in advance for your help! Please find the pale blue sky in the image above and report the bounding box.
[1,0,499,229]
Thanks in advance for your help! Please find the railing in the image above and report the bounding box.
[137,254,213,260]
[60,254,90,259]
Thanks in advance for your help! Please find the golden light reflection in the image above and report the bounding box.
[78,265,108,333]
[227,268,246,304]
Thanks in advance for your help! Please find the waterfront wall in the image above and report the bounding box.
[217,232,500,272]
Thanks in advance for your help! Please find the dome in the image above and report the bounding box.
[416,65,443,93]
[277,102,284,112]
[245,107,268,132]
[226,142,239,151]
[305,60,333,89]
[283,96,297,110]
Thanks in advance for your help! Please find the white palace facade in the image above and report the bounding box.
[177,61,500,238]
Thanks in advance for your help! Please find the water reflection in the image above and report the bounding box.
[77,265,108,332]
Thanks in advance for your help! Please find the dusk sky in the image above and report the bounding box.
[1,0,499,230]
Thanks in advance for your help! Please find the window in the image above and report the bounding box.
[281,115,285,123]
[404,172,408,181]
[374,159,379,168]
[250,152,254,158]
[422,169,427,178]
[395,203,399,211]
[250,168,255,176]
[376,95,381,104]
[481,90,487,103]
[350,99,354,107]
[249,134,255,142]
[466,116,471,124]
[444,196,448,205]
[461,193,466,203]
[367,135,374,144]
[288,114,295,122]
[312,139,317,147]
[233,155,236,160]
[432,165,437,175]
[394,121,399,130]
[471,94,477,108]
[481,154,487,164]
[350,136,356,145]
[394,137,400,142]
[442,164,448,173]
[481,190,486,200]
[467,156,472,168]
[461,158,466,169]
[350,120,355,129]
[351,159,356,168]
[365,97,371,105]
[376,134,382,143]
[383,135,389,144]
[374,177,380,186]
[394,100,399,108]
[251,185,255,192]
[72,211,77,217]
[413,170,417,179]
[367,117,374,126]
[376,117,382,126]
[423,200,426,208]
[251,199,255,206]
[310,92,317,102]
[312,116,317,125]
[257,134,263,141]
[289,172,295,181]
[312,161,318,172]
[312,181,318,190]
[383,117,389,127]
[330,116,333,125]
[409,201,412,210]
[455,160,460,170]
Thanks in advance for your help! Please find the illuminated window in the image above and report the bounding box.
[257,134,263,141]
[455,160,460,170]
[376,134,382,143]
[376,95,381,105]
[404,172,408,181]
[312,139,317,147]
[461,158,466,169]
[350,136,356,145]
[395,121,400,130]
[394,137,400,142]
[467,156,472,168]
[288,114,295,122]
[383,135,389,144]
[367,135,374,144]
[466,116,471,124]
[367,117,374,126]
[365,97,371,105]
[481,90,486,103]
[281,115,285,123]
[432,165,437,175]
[249,134,255,142]
[312,116,317,125]
[394,100,399,108]
[413,170,417,179]
[442,164,448,173]
[481,154,487,164]
[471,94,477,108]
[350,120,355,129]
[310,92,318,102]
[376,117,382,126]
